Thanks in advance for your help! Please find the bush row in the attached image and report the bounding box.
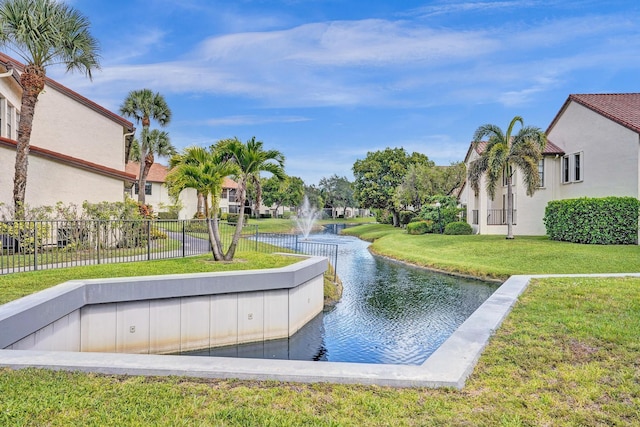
[544,197,640,244]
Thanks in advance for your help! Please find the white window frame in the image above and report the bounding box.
[561,155,570,184]
[538,158,545,188]
[573,152,583,182]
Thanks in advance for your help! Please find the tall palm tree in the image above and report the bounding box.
[119,89,171,204]
[165,145,237,261]
[131,128,175,201]
[218,136,285,260]
[467,116,547,239]
[0,0,100,218]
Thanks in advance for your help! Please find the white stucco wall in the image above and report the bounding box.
[548,102,640,200]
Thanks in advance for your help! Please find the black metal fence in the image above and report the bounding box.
[0,220,338,279]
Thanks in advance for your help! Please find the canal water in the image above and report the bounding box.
[182,226,500,365]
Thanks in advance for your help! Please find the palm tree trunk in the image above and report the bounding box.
[506,175,514,239]
[225,183,247,260]
[13,66,45,219]
[137,153,147,204]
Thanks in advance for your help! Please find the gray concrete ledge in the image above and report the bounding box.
[2,273,639,388]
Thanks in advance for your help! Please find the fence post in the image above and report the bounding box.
[182,220,186,257]
[333,244,338,283]
[96,221,101,264]
[33,221,38,271]
[255,224,258,252]
[145,220,150,261]
[295,234,299,253]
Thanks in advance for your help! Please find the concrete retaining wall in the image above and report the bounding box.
[0,255,326,354]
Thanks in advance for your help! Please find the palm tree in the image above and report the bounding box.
[218,136,285,260]
[467,116,547,239]
[119,89,172,204]
[165,146,237,261]
[131,128,175,201]
[0,0,100,218]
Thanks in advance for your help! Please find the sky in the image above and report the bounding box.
[42,0,640,185]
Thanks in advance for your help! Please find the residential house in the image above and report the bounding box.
[461,93,640,236]
[126,161,242,219]
[0,53,136,210]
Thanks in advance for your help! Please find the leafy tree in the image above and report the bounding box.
[319,174,355,218]
[0,0,100,218]
[394,161,466,211]
[120,89,172,204]
[353,148,432,226]
[165,145,237,261]
[467,116,547,239]
[217,136,285,260]
[262,175,304,217]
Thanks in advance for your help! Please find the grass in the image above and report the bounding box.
[0,252,298,305]
[2,221,639,424]
[1,276,638,425]
[342,224,640,280]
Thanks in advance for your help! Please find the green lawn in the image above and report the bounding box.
[0,252,298,305]
[1,275,638,425]
[342,224,640,280]
[1,222,639,425]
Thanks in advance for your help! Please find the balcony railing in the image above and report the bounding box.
[487,209,517,225]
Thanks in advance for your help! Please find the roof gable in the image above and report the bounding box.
[0,52,134,132]
[547,93,640,135]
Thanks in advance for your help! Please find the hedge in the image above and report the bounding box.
[407,220,434,235]
[444,221,473,235]
[543,197,640,244]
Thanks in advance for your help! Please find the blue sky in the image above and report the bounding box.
[49,0,640,185]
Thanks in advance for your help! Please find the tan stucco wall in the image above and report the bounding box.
[0,146,126,208]
[30,84,126,170]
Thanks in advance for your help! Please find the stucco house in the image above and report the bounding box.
[0,53,136,211]
[461,93,640,236]
[126,161,242,219]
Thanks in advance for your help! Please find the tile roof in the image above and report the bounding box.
[0,52,134,132]
[0,137,136,182]
[126,162,168,182]
[547,93,640,135]
[127,161,239,189]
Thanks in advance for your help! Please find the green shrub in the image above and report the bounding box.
[220,213,229,221]
[150,227,168,240]
[544,197,640,244]
[228,214,249,224]
[444,221,473,235]
[407,220,433,235]
[282,211,292,219]
[157,211,177,220]
[399,210,417,226]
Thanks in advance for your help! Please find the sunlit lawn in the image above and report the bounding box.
[2,221,639,425]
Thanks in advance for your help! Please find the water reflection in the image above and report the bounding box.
[181,227,500,365]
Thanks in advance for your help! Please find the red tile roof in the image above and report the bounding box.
[126,162,168,182]
[0,52,134,132]
[0,137,136,182]
[547,93,640,135]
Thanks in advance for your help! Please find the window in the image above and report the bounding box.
[574,153,581,181]
[562,156,570,184]
[538,158,545,187]
[562,152,583,184]
[221,189,228,199]
[134,182,152,195]
[6,104,12,138]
